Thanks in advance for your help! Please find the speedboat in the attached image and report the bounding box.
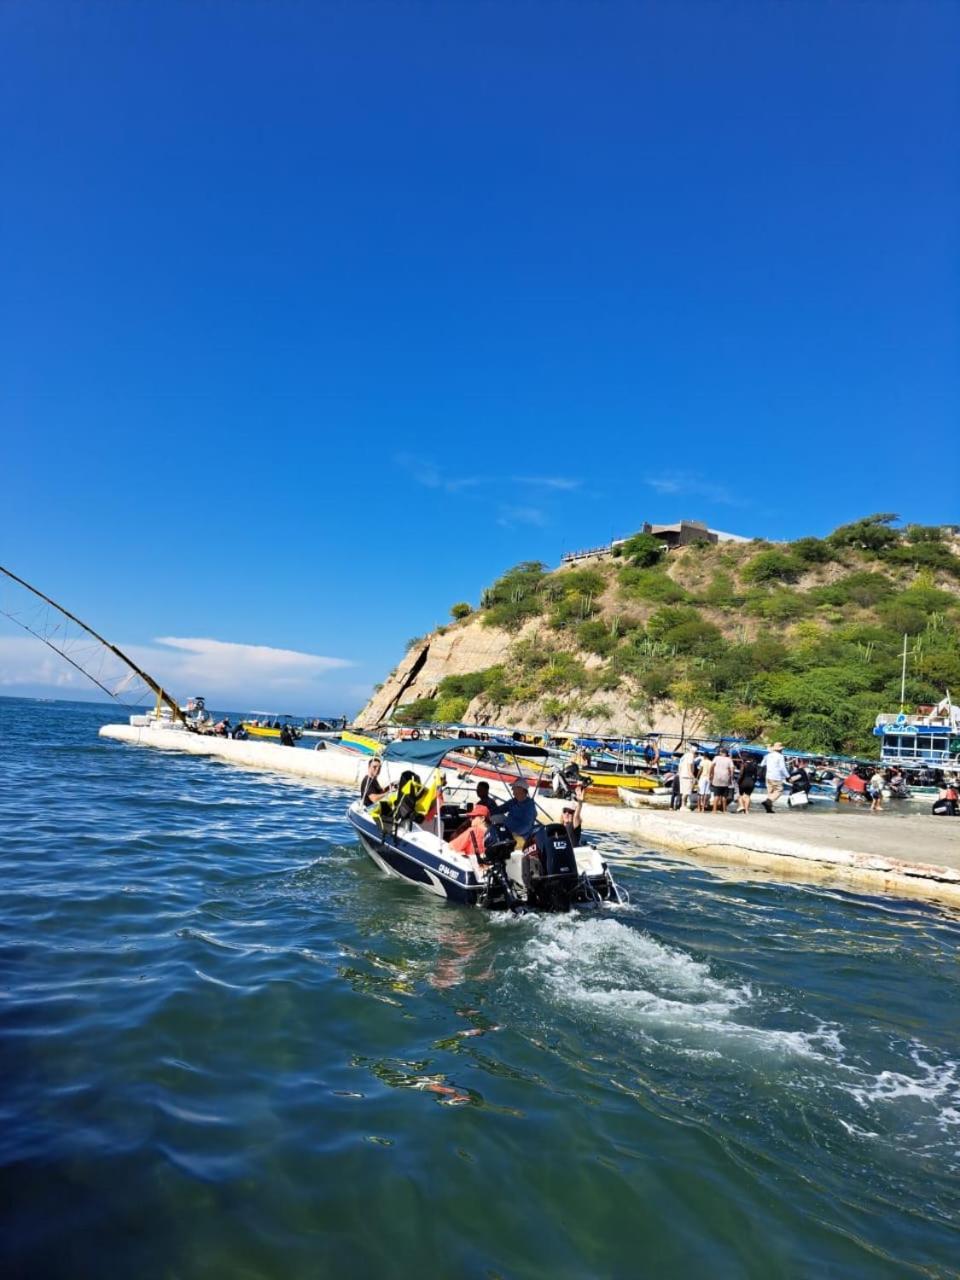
[347,737,626,913]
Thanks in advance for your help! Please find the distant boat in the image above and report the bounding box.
[242,714,302,740]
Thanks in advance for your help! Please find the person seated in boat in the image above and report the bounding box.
[447,806,491,860]
[232,722,249,740]
[561,784,585,846]
[475,781,495,810]
[491,783,537,843]
[359,758,388,806]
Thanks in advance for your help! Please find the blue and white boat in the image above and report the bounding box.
[873,695,960,771]
[347,736,625,912]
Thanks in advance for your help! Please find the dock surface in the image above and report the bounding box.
[99,724,960,909]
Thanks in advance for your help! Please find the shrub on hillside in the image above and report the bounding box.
[885,541,960,575]
[904,524,945,543]
[437,670,495,701]
[875,600,928,635]
[810,571,894,608]
[450,602,473,620]
[742,549,804,584]
[435,696,469,723]
[394,697,438,725]
[657,614,725,657]
[745,589,809,621]
[576,619,617,656]
[699,572,738,606]
[617,565,689,603]
[790,536,832,564]
[480,667,514,705]
[639,665,673,699]
[480,561,547,628]
[619,532,665,568]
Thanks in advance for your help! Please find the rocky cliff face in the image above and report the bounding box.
[355,616,512,727]
[354,612,700,737]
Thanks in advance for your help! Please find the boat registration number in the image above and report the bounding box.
[435,863,461,882]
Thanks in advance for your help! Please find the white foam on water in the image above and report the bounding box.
[515,914,840,1063]
[841,1044,960,1131]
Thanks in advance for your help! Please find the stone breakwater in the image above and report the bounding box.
[99,724,960,909]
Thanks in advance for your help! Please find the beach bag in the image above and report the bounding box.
[787,792,809,808]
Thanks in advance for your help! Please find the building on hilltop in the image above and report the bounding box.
[638,519,752,548]
[562,520,752,564]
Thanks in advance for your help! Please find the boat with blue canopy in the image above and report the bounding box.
[347,737,626,912]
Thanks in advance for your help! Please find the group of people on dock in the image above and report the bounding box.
[673,742,818,815]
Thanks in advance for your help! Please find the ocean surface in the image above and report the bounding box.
[2,697,958,1279]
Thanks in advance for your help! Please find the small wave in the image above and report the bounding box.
[516,914,841,1063]
[839,1044,960,1138]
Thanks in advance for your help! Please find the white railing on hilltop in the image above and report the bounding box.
[561,538,627,564]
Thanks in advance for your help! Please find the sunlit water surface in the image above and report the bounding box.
[1,698,958,1278]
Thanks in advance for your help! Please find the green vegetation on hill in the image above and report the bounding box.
[394,516,960,754]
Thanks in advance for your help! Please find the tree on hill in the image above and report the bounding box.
[827,513,900,553]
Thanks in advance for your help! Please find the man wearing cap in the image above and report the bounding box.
[448,806,491,858]
[761,742,789,812]
[492,782,538,841]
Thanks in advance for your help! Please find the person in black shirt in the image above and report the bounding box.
[562,784,586,846]
[360,758,387,806]
[736,756,759,814]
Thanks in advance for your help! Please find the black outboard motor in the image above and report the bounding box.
[523,823,581,912]
[478,822,524,912]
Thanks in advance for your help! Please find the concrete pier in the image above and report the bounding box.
[99,724,960,909]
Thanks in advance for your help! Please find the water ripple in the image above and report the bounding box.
[1,697,958,1280]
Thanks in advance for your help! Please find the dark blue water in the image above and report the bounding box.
[2,697,958,1278]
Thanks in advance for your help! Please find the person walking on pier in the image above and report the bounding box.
[736,755,759,813]
[868,768,885,813]
[761,742,788,812]
[709,747,734,814]
[677,745,697,811]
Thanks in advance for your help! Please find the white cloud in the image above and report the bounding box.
[396,454,579,497]
[497,505,547,529]
[643,471,745,507]
[0,631,356,711]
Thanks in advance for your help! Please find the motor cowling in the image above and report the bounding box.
[522,824,581,912]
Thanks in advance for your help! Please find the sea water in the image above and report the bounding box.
[1,697,958,1279]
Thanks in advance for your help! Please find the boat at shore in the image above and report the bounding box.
[348,737,625,912]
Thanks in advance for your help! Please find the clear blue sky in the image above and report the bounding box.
[2,1,957,713]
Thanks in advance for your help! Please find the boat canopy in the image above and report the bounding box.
[382,736,549,767]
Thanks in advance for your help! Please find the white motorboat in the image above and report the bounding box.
[348,737,626,912]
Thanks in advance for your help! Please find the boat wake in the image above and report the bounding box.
[501,913,960,1169]
[511,913,839,1062]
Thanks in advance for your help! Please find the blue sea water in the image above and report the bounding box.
[1,696,958,1279]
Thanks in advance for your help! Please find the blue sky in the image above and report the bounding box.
[2,1,957,713]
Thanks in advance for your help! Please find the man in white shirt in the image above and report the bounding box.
[761,742,788,812]
[677,746,697,809]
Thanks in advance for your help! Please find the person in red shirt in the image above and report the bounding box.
[448,806,491,860]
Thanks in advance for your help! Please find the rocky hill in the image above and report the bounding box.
[355,516,960,756]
